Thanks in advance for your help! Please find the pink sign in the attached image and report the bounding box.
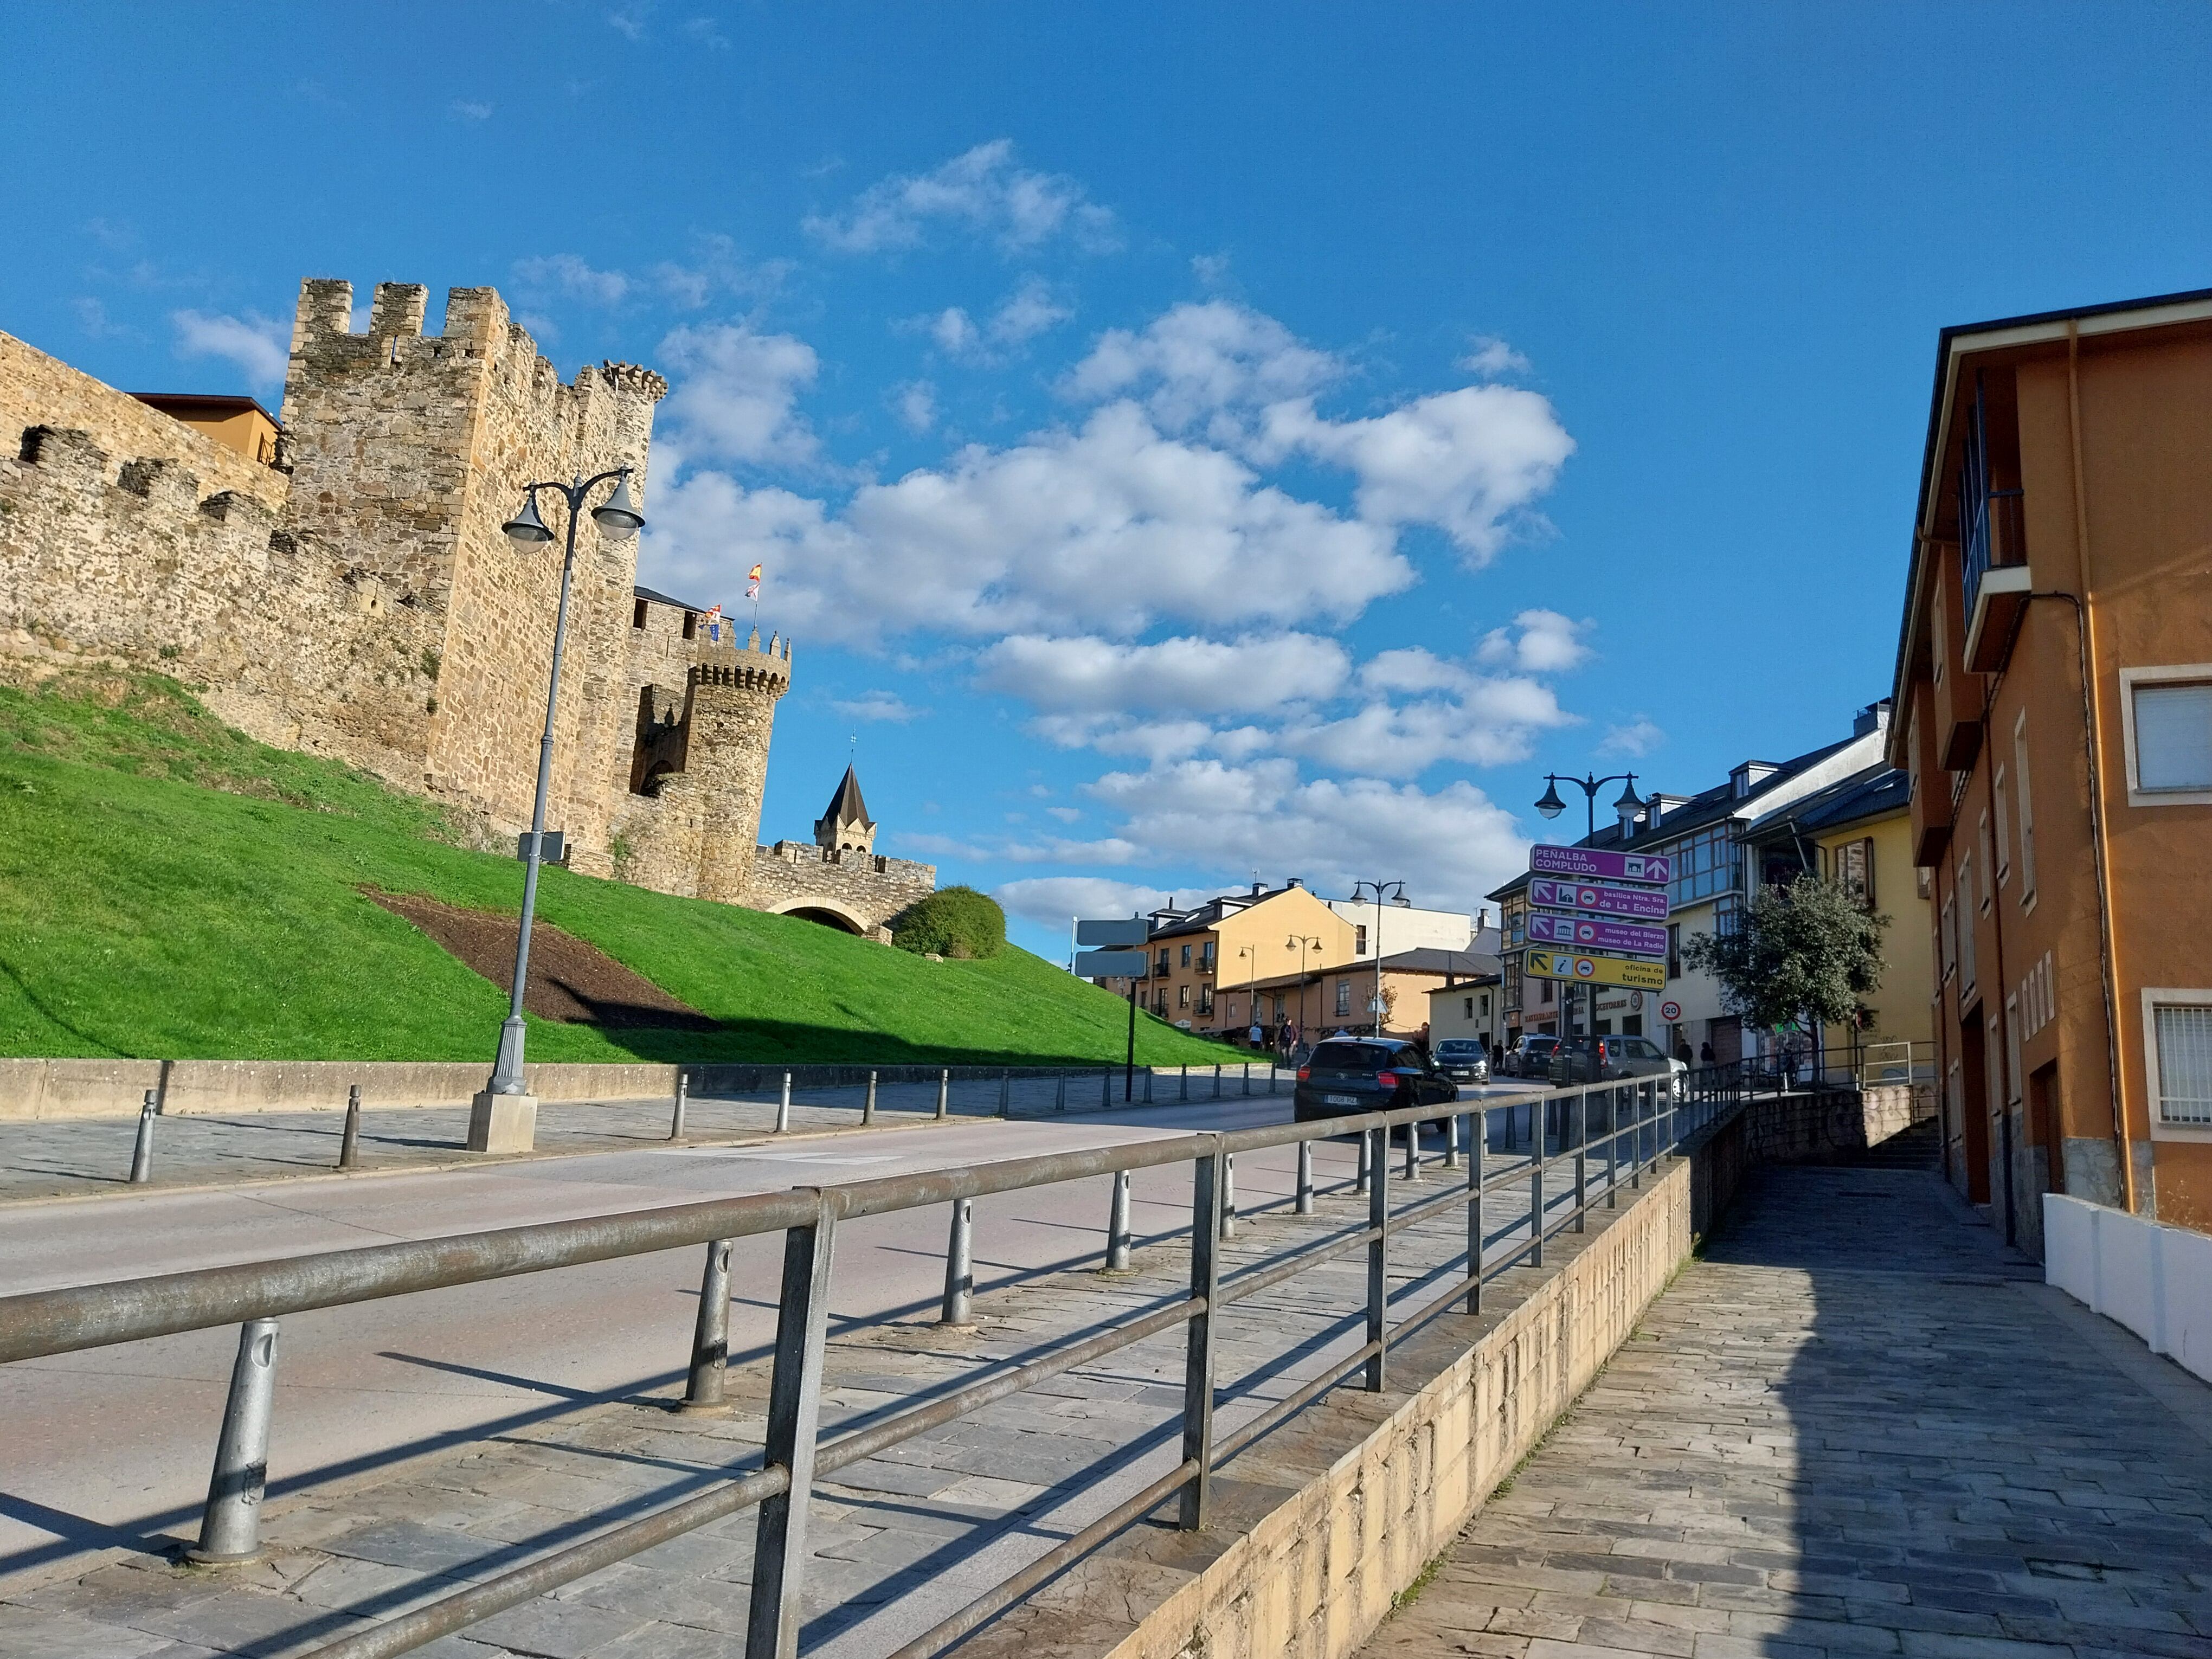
[1527,912,1668,957]
[1530,844,1671,886]
[1527,875,1669,921]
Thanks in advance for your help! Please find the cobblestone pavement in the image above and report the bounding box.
[0,1109,1615,1658]
[1362,1164,2212,1659]
[0,1066,1307,1204]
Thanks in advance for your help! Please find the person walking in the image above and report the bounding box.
[1699,1039,1714,1065]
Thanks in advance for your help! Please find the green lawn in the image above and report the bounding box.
[0,670,1220,1066]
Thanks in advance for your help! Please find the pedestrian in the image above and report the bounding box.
[1248,1017,1263,1050]
[1699,1040,1714,1065]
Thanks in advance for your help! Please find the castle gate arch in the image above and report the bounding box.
[763,896,872,936]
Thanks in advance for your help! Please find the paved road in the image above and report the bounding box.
[1360,1163,2212,1659]
[0,1084,1547,1592]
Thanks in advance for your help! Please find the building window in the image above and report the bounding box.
[1714,892,1741,937]
[1157,948,1170,975]
[1503,959,1521,1011]
[2122,670,2212,803]
[1335,979,1351,1017]
[1201,940,1215,969]
[1669,823,1738,908]
[1939,893,1956,982]
[632,598,648,629]
[1992,764,2011,885]
[1154,990,1166,1015]
[1197,986,1213,1015]
[1832,838,1874,908]
[1977,815,1995,915]
[1180,943,1191,968]
[1956,854,1977,992]
[1179,984,1191,1009]
[1540,978,1554,1005]
[1354,924,1368,956]
[1480,992,1490,1016]
[1463,996,1474,1019]
[681,610,697,640]
[2014,712,2036,901]
[2145,995,2212,1127]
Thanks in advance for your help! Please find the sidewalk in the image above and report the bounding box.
[0,1070,1262,1204]
[1361,1164,2212,1658]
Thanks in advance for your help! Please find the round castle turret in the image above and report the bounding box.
[686,628,790,904]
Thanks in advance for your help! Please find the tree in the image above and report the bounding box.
[1681,874,1891,1038]
[890,886,1006,959]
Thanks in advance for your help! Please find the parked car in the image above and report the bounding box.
[1293,1038,1462,1124]
[1433,1038,1490,1085]
[1548,1034,1683,1092]
[1501,1034,1560,1078]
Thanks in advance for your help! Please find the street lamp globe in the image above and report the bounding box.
[501,494,554,545]
[590,471,644,539]
[1612,777,1645,825]
[1534,779,1566,819]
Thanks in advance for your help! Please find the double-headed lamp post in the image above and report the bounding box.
[482,468,645,1102]
[1348,879,1406,1038]
[1288,933,1321,1047]
[1533,770,1645,1068]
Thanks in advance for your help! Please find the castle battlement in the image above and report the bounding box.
[689,636,792,693]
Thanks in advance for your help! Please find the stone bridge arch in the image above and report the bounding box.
[762,895,873,936]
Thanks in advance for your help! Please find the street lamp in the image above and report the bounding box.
[1234,944,1258,1046]
[1288,933,1321,1051]
[480,468,645,1115]
[1349,879,1406,1038]
[1531,769,1644,1075]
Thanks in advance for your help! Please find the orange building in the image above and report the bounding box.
[1888,286,2212,1251]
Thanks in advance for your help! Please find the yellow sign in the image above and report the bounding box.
[1525,948,1666,992]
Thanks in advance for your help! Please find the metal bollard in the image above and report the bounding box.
[339,1084,362,1169]
[1605,1084,1619,1209]
[187,1319,279,1565]
[1355,1131,1371,1194]
[1143,1069,1154,1104]
[864,1071,878,1125]
[1101,1068,1111,1109]
[941,1198,974,1326]
[1529,1148,1545,1268]
[1467,1110,1485,1316]
[128,1092,156,1184]
[1105,1170,1131,1270]
[1242,1062,1250,1096]
[936,1069,949,1120]
[1443,1109,1459,1169]
[1180,1066,1189,1101]
[1296,1138,1314,1214]
[776,1071,791,1134]
[1404,1120,1419,1180]
[1213,1064,1222,1099]
[1220,1153,1237,1240]
[1056,1073,1066,1112]
[668,1073,687,1142]
[998,1069,1010,1117]
[1365,1128,1389,1391]
[680,1240,732,1410]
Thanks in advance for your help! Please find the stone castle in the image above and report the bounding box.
[0,278,933,937]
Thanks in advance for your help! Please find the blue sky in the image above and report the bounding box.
[7,5,2210,959]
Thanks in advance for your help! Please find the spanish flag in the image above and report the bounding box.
[746,562,762,601]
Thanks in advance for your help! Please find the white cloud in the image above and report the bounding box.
[606,4,652,38]
[1274,674,1571,777]
[804,139,1117,255]
[170,310,287,392]
[684,15,730,48]
[1065,300,1341,436]
[642,401,1413,647]
[1086,758,1529,919]
[1257,385,1574,564]
[996,876,1172,928]
[830,691,924,723]
[1458,336,1531,378]
[449,99,493,121]
[889,380,936,434]
[655,324,821,469]
[1598,717,1666,758]
[512,253,629,306]
[1028,715,1223,764]
[1045,806,1082,822]
[975,632,1351,715]
[911,277,1072,362]
[1475,608,1591,673]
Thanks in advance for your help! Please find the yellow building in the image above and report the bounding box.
[1739,765,1935,1066]
[1120,882,1358,1040]
[131,393,282,465]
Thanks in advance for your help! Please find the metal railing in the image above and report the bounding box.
[1,1073,1743,1659]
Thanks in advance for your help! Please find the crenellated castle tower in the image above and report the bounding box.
[0,278,933,936]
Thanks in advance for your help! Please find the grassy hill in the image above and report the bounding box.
[0,668,1221,1067]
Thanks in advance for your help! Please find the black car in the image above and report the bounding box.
[1433,1038,1490,1084]
[1292,1038,1462,1124]
[1502,1034,1560,1078]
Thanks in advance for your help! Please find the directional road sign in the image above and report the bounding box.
[1524,947,1666,992]
[1075,918,1150,947]
[1526,912,1668,957]
[1527,875,1670,921]
[1529,845,1671,888]
[1075,948,1150,979]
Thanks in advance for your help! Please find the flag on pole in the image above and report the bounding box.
[703,603,723,645]
[746,563,762,601]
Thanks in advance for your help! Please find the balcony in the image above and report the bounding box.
[1908,680,1952,865]
[1963,487,2030,673]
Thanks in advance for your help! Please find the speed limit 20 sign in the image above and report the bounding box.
[1659,999,1682,1022]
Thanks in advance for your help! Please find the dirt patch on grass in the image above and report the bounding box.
[364,888,719,1032]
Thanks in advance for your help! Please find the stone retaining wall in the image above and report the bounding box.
[0,1056,1189,1120]
[970,1102,1753,1659]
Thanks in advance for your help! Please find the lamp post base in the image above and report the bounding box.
[467,1090,538,1154]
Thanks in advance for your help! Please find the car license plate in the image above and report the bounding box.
[1324,1094,1360,1106]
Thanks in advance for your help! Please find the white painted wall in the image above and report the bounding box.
[2044,1193,2212,1384]
[1324,900,1473,954]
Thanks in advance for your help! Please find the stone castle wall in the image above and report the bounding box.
[1,284,933,936]
[748,841,937,934]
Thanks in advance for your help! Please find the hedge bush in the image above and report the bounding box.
[892,885,1007,960]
